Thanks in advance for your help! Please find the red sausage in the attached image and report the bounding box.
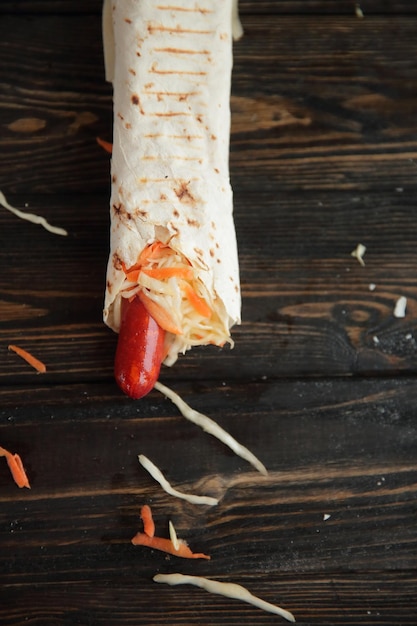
[115,296,165,399]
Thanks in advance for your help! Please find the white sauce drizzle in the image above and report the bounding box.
[138,454,219,506]
[154,381,268,476]
[0,190,67,236]
[153,573,295,622]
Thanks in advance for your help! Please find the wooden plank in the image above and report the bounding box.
[1,377,417,622]
[1,189,417,385]
[1,1,417,16]
[0,14,111,194]
[1,15,417,194]
[1,574,417,624]
[1,5,416,625]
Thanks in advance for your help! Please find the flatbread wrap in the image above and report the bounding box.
[102,0,242,398]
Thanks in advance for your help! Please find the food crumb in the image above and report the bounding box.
[323,513,331,521]
[355,3,364,18]
[369,283,376,291]
[393,296,407,318]
[351,243,366,266]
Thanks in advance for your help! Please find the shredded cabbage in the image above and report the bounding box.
[120,243,232,365]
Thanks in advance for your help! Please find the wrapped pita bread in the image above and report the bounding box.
[102,0,241,369]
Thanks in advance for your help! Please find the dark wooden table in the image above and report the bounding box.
[1,1,417,624]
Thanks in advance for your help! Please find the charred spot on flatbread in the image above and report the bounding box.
[134,208,148,220]
[113,202,133,223]
[174,181,195,204]
[112,252,123,271]
[131,93,145,114]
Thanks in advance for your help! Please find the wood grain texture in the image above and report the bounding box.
[1,190,417,385]
[1,16,417,194]
[1,3,417,625]
[1,378,417,623]
[1,575,417,625]
[1,1,417,15]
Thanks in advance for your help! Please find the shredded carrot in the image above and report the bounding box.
[0,446,30,489]
[138,291,183,335]
[141,504,155,538]
[96,136,113,154]
[121,241,212,333]
[125,269,141,283]
[181,282,212,318]
[132,505,210,559]
[138,241,167,264]
[142,266,194,281]
[122,255,193,285]
[121,260,139,274]
[8,344,46,374]
[121,261,141,283]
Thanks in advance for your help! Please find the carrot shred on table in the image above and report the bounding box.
[181,282,212,318]
[138,291,183,335]
[8,344,46,374]
[96,136,113,154]
[141,504,155,538]
[0,446,30,489]
[132,533,210,559]
[132,505,210,560]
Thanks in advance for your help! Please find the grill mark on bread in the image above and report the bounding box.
[144,91,200,101]
[126,6,214,242]
[149,111,192,117]
[138,177,200,184]
[156,5,213,14]
[147,24,213,35]
[154,47,210,56]
[150,63,207,76]
[141,155,203,163]
[144,134,203,141]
